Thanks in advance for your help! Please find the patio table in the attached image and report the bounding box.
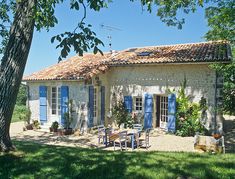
[104,128,140,150]
[104,128,119,147]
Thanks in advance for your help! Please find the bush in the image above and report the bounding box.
[175,79,207,137]
[16,84,27,106]
[111,101,133,128]
[12,105,31,123]
[33,120,40,129]
[50,121,59,132]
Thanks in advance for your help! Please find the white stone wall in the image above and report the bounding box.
[27,80,89,132]
[27,63,217,130]
[101,64,216,128]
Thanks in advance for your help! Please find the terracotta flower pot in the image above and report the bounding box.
[25,124,33,130]
[213,134,221,140]
[50,127,58,133]
[64,128,73,135]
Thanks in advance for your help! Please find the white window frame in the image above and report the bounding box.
[160,96,168,123]
[51,86,61,116]
[134,96,143,113]
[93,87,97,118]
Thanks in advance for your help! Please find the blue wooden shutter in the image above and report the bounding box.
[167,93,176,132]
[144,94,153,129]
[39,86,47,123]
[100,86,105,125]
[88,86,94,128]
[124,96,132,113]
[61,86,69,126]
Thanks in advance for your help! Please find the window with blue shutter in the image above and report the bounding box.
[61,86,69,126]
[167,93,176,132]
[144,93,153,129]
[124,96,132,113]
[39,86,47,123]
[100,86,105,125]
[88,86,94,128]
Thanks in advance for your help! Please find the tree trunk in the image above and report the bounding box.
[0,0,36,152]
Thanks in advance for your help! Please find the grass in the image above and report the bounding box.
[0,141,234,179]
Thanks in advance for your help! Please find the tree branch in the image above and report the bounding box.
[73,1,86,33]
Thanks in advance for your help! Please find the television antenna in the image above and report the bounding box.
[100,23,122,51]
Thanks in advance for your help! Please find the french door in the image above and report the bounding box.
[156,95,168,129]
[159,96,168,129]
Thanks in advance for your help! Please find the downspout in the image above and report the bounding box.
[214,71,218,134]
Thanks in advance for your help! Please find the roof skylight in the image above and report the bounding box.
[137,51,152,56]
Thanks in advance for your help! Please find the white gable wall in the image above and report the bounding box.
[27,80,89,131]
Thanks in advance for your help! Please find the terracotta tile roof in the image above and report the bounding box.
[23,54,111,81]
[23,41,232,81]
[107,40,232,65]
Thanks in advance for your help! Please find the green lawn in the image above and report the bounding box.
[0,141,234,179]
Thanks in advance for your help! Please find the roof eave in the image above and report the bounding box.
[23,77,84,82]
[107,60,232,67]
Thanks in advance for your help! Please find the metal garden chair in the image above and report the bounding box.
[97,125,106,145]
[138,128,151,149]
[114,130,128,151]
[133,124,142,137]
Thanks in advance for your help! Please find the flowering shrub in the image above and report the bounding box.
[175,79,207,137]
[111,101,133,128]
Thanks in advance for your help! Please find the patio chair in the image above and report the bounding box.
[133,124,142,137]
[114,131,128,151]
[98,125,105,144]
[138,128,151,149]
[104,127,114,147]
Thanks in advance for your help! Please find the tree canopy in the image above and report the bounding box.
[204,0,235,114]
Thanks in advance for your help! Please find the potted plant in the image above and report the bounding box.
[20,107,33,130]
[32,120,40,130]
[63,99,75,135]
[50,121,59,132]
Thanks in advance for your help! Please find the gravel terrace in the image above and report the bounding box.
[10,122,195,152]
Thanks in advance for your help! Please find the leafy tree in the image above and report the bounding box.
[0,0,234,151]
[205,0,235,115]
[16,84,27,106]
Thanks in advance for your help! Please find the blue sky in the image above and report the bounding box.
[25,1,209,75]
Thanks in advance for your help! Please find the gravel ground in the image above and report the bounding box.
[10,126,195,152]
[10,116,235,152]
[10,121,25,137]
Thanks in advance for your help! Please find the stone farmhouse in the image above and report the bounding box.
[23,41,232,132]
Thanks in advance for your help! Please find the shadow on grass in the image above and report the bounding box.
[0,141,234,179]
[223,119,235,153]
